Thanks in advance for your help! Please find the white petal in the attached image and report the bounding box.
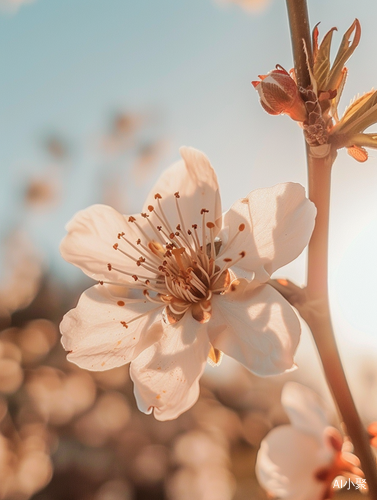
[256,426,332,500]
[143,147,222,241]
[218,183,316,282]
[60,284,164,371]
[208,281,300,376]
[60,204,153,284]
[282,382,330,440]
[130,312,210,421]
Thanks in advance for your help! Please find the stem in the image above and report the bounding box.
[285,0,312,88]
[286,0,377,495]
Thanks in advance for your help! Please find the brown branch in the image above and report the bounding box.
[285,0,377,496]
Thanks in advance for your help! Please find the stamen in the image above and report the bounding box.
[143,289,164,304]
[137,216,165,245]
[201,208,209,252]
[216,223,247,258]
[211,251,246,286]
[118,304,164,329]
[171,247,187,272]
[168,303,190,315]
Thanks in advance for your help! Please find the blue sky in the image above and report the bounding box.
[0,0,376,356]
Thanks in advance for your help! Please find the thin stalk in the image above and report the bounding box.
[286,0,377,495]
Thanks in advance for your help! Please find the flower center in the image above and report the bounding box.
[107,192,246,324]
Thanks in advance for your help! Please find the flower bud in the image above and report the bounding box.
[252,66,308,122]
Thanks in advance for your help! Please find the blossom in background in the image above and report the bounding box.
[217,0,272,14]
[60,147,315,420]
[256,382,362,500]
[0,0,34,13]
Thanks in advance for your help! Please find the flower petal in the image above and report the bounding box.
[218,183,316,282]
[130,312,210,421]
[60,204,153,284]
[282,382,330,440]
[256,426,331,500]
[143,147,222,241]
[60,284,164,371]
[208,281,300,376]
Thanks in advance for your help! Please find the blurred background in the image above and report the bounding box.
[0,0,376,498]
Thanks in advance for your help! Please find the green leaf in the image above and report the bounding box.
[326,19,361,91]
[313,27,337,90]
[352,133,377,149]
[336,90,377,134]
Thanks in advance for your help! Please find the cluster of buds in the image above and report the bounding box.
[253,19,377,162]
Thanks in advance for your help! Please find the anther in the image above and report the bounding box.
[192,224,198,229]
[136,239,141,245]
[120,321,128,328]
[99,281,104,285]
[239,223,245,231]
[132,275,138,281]
[154,193,162,199]
[117,232,125,239]
[128,216,136,223]
[141,213,149,218]
[201,208,209,214]
[148,205,154,212]
[224,258,232,262]
[174,192,180,198]
[117,301,125,306]
[176,224,181,231]
[113,243,119,250]
[240,251,246,258]
[157,226,162,231]
[206,222,215,229]
[169,233,175,239]
[107,263,112,271]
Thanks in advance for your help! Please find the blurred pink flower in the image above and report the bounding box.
[256,382,361,500]
[217,0,272,13]
[60,147,315,420]
[0,0,34,13]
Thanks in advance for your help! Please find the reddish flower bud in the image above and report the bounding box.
[252,66,308,122]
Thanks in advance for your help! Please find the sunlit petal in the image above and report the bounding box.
[130,312,210,420]
[219,183,316,282]
[209,281,300,375]
[60,284,164,371]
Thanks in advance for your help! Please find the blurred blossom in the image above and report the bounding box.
[0,231,42,315]
[0,340,23,394]
[101,112,143,155]
[24,176,60,210]
[131,139,168,185]
[172,431,229,468]
[44,135,69,160]
[191,400,243,444]
[94,479,134,500]
[60,147,315,420]
[168,430,235,500]
[74,392,130,447]
[216,0,272,13]
[17,319,58,364]
[167,465,235,500]
[0,0,34,13]
[25,367,97,425]
[132,444,169,484]
[0,397,7,424]
[0,426,52,499]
